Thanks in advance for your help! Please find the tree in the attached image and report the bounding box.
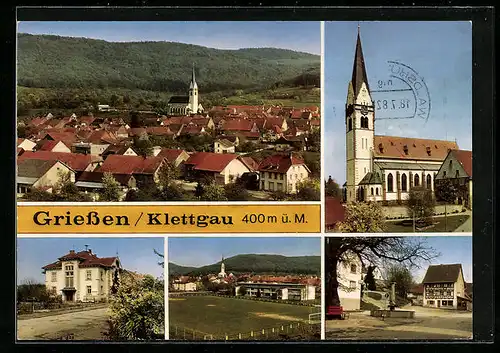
[132,136,153,158]
[325,237,439,311]
[23,187,57,201]
[435,178,461,204]
[325,176,341,198]
[406,186,436,225]
[336,202,386,233]
[194,182,204,199]
[385,264,414,304]
[238,286,247,296]
[107,274,164,340]
[17,279,51,302]
[53,171,92,201]
[110,269,120,295]
[295,178,320,201]
[224,178,250,201]
[157,161,181,190]
[101,172,122,201]
[200,182,228,201]
[269,190,289,201]
[153,249,164,268]
[364,265,377,291]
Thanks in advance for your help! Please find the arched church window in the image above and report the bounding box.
[348,118,352,131]
[401,174,408,192]
[371,187,374,195]
[376,188,379,195]
[426,174,432,189]
[414,174,420,187]
[387,173,394,192]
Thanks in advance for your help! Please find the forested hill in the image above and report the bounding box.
[168,254,320,276]
[17,33,320,93]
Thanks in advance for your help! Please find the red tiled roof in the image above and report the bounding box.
[374,136,459,161]
[181,125,205,135]
[410,283,424,295]
[146,126,173,136]
[41,131,78,145]
[221,119,255,132]
[29,117,49,127]
[17,151,95,171]
[290,110,303,119]
[450,149,472,177]
[42,250,117,270]
[239,156,259,172]
[97,155,165,175]
[185,152,239,173]
[37,140,69,152]
[157,148,186,163]
[325,197,346,227]
[77,171,133,186]
[78,116,95,125]
[238,131,260,138]
[258,154,307,173]
[84,130,117,144]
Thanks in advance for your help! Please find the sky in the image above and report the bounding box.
[17,237,164,284]
[409,236,472,283]
[168,237,321,267]
[324,21,472,184]
[17,21,321,55]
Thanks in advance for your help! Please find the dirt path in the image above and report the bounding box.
[17,307,110,340]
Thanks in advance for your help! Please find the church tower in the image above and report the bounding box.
[218,256,226,278]
[188,63,199,114]
[345,26,375,203]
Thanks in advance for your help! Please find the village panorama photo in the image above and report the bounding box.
[16,21,321,202]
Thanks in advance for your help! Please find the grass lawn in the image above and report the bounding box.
[385,214,471,233]
[169,296,317,337]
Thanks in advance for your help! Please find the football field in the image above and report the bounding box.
[169,295,318,338]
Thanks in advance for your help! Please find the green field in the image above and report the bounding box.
[384,214,471,233]
[169,295,318,338]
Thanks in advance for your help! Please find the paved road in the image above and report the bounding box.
[326,306,472,341]
[17,307,110,340]
[454,211,472,232]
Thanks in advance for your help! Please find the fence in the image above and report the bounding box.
[17,301,105,315]
[169,322,321,341]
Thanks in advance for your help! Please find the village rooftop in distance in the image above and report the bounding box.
[16,21,321,203]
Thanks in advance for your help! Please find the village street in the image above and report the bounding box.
[326,305,472,340]
[17,306,110,340]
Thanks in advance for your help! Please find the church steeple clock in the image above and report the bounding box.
[345,25,375,203]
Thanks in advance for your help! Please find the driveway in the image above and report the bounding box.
[17,307,110,340]
[325,305,472,340]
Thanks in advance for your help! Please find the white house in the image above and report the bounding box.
[336,253,363,310]
[435,149,473,209]
[172,282,197,291]
[214,139,236,154]
[184,152,251,184]
[235,283,316,301]
[17,138,36,152]
[42,248,121,303]
[17,159,75,196]
[422,263,471,310]
[258,154,311,193]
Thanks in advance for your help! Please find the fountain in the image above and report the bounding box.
[370,282,415,318]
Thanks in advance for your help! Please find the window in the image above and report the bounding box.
[269,182,274,191]
[349,281,356,289]
[86,270,92,280]
[443,171,447,177]
[376,188,379,195]
[428,300,435,305]
[100,271,104,281]
[350,264,357,273]
[426,174,432,189]
[87,286,92,294]
[449,160,453,168]
[65,265,74,288]
[51,287,57,294]
[455,170,459,178]
[51,271,57,282]
[401,174,408,192]
[387,173,394,192]
[101,286,103,292]
[279,174,283,180]
[277,183,283,191]
[348,118,352,131]
[267,172,271,179]
[371,187,374,195]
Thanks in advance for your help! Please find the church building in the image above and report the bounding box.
[167,64,204,116]
[344,27,459,204]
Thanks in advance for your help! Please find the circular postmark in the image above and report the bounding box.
[371,61,431,123]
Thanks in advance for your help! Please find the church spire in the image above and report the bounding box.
[351,25,370,97]
[190,63,197,89]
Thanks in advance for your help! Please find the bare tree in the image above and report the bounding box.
[325,237,440,310]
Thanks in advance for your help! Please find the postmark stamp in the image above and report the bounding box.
[371,61,431,122]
